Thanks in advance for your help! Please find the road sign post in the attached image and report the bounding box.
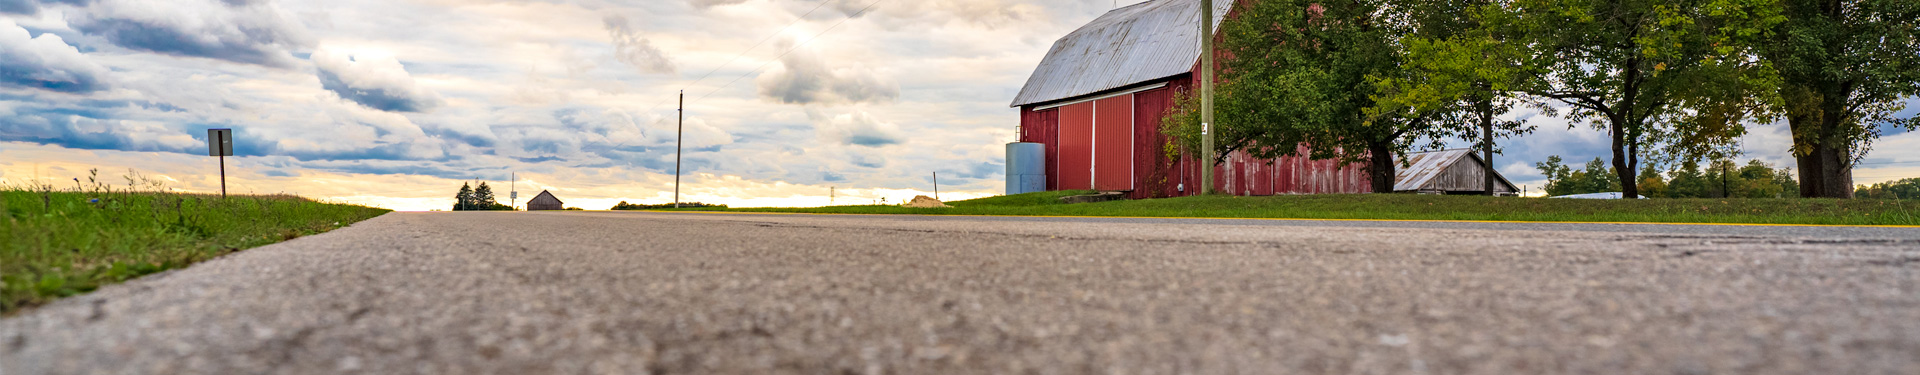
[207,129,233,198]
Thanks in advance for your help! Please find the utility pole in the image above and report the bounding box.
[675,90,685,209]
[933,172,940,200]
[510,172,517,210]
[1199,0,1216,195]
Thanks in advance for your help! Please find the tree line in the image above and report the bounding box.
[453,182,513,211]
[1167,0,1918,199]
[1855,178,1920,199]
[610,201,726,210]
[1537,156,1800,198]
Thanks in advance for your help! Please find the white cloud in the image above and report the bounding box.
[0,18,110,93]
[812,109,903,147]
[602,14,675,75]
[68,0,313,68]
[755,39,897,105]
[311,48,443,113]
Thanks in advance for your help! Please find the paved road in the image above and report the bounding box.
[4,212,1917,375]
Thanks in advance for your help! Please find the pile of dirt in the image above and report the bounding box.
[902,196,951,208]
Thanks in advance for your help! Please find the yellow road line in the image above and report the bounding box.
[638,210,1920,229]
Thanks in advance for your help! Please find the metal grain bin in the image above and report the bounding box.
[1006,142,1047,195]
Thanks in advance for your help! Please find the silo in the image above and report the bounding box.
[1006,142,1046,195]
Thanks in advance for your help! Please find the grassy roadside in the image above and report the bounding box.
[2,188,389,315]
[670,190,1920,226]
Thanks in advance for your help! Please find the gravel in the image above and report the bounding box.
[3,211,1917,374]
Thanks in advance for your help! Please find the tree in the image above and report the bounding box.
[1537,156,1620,196]
[474,182,496,209]
[1667,162,1712,197]
[1377,0,1538,195]
[1856,178,1920,199]
[1167,0,1461,192]
[454,183,474,211]
[1712,159,1743,198]
[1754,0,1920,198]
[1638,164,1670,198]
[1504,0,1779,198]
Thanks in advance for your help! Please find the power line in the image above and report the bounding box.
[692,0,889,105]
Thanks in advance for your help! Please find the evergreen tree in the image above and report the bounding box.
[454,183,474,211]
[474,182,497,210]
[1667,162,1712,198]
[1573,157,1622,195]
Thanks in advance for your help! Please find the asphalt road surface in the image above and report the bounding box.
[4,212,1918,375]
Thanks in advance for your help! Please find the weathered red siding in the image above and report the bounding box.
[1019,108,1059,190]
[1017,75,1372,200]
[1132,86,1178,199]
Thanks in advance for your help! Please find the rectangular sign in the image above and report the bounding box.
[207,129,233,156]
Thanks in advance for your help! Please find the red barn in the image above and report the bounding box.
[1010,0,1372,199]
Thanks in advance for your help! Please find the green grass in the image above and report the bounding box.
[2,188,388,315]
[666,191,1920,226]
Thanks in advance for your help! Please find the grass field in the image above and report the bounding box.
[674,190,1920,226]
[2,187,388,315]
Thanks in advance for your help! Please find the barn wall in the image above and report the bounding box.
[1094,96,1135,191]
[1058,102,1095,190]
[1132,85,1180,199]
[1019,107,1059,190]
[1020,75,1373,200]
[1429,157,1517,193]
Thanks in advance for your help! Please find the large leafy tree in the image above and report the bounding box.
[1167,0,1462,192]
[1504,0,1779,198]
[1756,0,1920,198]
[1375,0,1537,195]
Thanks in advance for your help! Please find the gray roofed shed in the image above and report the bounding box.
[527,190,564,211]
[1394,149,1519,195]
[1008,0,1234,107]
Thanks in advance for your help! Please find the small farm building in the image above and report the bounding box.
[527,190,564,211]
[1393,149,1519,195]
[1011,0,1371,199]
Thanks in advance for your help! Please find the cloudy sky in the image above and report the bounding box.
[1,0,1915,211]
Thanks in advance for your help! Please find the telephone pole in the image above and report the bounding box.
[1199,0,1216,195]
[675,90,685,209]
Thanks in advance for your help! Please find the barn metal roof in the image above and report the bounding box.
[1393,149,1517,192]
[1009,0,1235,108]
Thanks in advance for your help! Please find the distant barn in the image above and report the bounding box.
[1394,149,1519,195]
[1011,0,1372,199]
[527,190,564,211]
